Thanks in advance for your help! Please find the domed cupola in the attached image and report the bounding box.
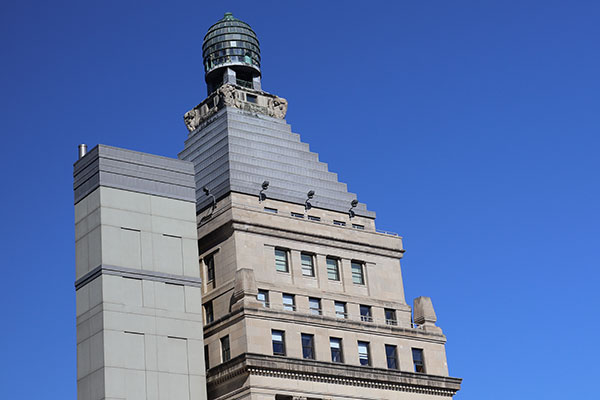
[202,13,262,94]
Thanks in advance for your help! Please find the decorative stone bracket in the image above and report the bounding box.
[184,84,288,133]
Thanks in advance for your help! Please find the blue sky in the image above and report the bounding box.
[1,1,599,398]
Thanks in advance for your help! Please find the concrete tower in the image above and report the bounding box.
[73,146,208,399]
[179,13,462,400]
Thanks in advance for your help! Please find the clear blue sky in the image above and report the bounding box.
[1,1,598,398]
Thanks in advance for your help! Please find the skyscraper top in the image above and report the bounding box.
[202,13,261,93]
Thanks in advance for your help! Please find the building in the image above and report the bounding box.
[73,12,461,400]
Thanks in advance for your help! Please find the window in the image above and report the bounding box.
[291,212,304,218]
[333,220,346,226]
[205,254,215,284]
[221,336,230,362]
[309,297,321,315]
[272,330,286,356]
[351,261,365,285]
[385,344,398,370]
[204,345,210,369]
[246,94,257,103]
[301,253,315,276]
[257,290,269,308]
[326,257,340,281]
[385,308,397,326]
[275,248,289,272]
[412,348,425,373]
[308,215,321,221]
[330,337,343,363]
[334,301,347,319]
[359,305,372,322]
[357,341,370,366]
[301,333,315,359]
[264,207,278,213]
[282,293,295,311]
[352,223,365,230]
[204,301,214,324]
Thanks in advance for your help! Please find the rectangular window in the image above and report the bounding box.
[246,94,257,103]
[264,207,278,213]
[412,348,425,373]
[275,248,289,272]
[301,333,315,359]
[308,215,321,221]
[385,344,399,370]
[204,301,214,324]
[309,297,321,315]
[282,293,295,311]
[326,257,340,281]
[272,330,286,356]
[357,341,371,366]
[205,254,215,284]
[359,305,372,322]
[385,308,397,326]
[333,220,346,226]
[301,253,315,277]
[352,223,365,230]
[334,301,347,319]
[291,212,304,218]
[257,290,269,308]
[221,336,230,362]
[204,344,210,369]
[351,261,365,285]
[330,337,343,363]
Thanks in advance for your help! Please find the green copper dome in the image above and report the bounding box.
[202,13,261,87]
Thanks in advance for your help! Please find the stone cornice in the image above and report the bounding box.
[207,353,461,397]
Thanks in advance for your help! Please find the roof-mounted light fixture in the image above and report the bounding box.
[305,190,315,211]
[259,180,269,202]
[349,199,359,219]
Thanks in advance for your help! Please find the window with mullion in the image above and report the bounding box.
[272,330,286,356]
[326,257,340,281]
[412,348,425,373]
[334,301,347,319]
[357,341,370,366]
[282,293,295,311]
[275,248,289,272]
[220,336,230,362]
[309,297,321,315]
[359,305,372,322]
[351,261,365,285]
[301,333,315,359]
[385,344,399,370]
[257,290,269,308]
[301,253,315,276]
[330,337,343,363]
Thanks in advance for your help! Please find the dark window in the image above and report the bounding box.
[246,94,257,103]
[352,223,365,230]
[308,215,321,221]
[385,308,397,326]
[334,301,347,319]
[386,344,399,369]
[351,261,365,285]
[221,336,230,362]
[301,333,315,359]
[272,330,286,356]
[330,337,343,363]
[204,345,210,369]
[309,297,321,315]
[204,301,214,324]
[333,220,346,226]
[412,348,425,373]
[301,253,315,276]
[264,207,278,213]
[275,248,289,272]
[205,254,215,284]
[291,212,304,218]
[326,257,340,281]
[359,305,372,322]
[257,290,269,308]
[282,293,295,311]
[357,341,370,366]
